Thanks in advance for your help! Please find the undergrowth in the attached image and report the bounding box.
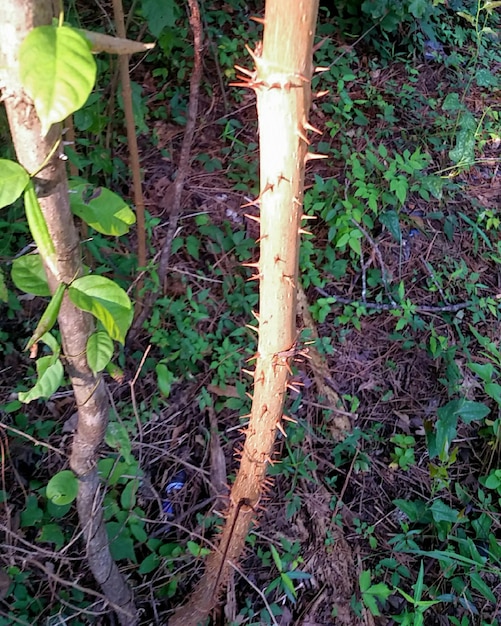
[1,0,500,624]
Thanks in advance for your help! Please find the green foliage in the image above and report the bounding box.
[20,24,96,134]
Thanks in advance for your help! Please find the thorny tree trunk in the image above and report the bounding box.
[171,2,320,624]
[0,3,138,624]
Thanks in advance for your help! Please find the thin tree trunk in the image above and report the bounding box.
[170,2,320,624]
[0,3,137,623]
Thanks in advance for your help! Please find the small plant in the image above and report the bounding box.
[390,433,416,471]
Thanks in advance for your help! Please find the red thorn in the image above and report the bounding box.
[276,421,287,437]
[241,198,260,208]
[305,152,328,162]
[242,261,260,268]
[234,64,254,78]
[246,273,261,282]
[250,16,266,24]
[245,353,259,363]
[244,213,260,222]
[296,126,310,145]
[303,121,322,135]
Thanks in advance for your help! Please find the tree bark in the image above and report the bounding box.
[0,3,137,624]
[170,2,320,624]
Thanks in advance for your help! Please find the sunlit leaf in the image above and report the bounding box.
[19,25,96,134]
[0,160,29,209]
[69,275,133,344]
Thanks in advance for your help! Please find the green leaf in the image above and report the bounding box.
[449,112,476,166]
[11,254,50,296]
[0,268,7,303]
[186,541,211,558]
[24,182,58,279]
[475,68,497,88]
[138,553,160,575]
[156,363,174,397]
[19,25,96,135]
[38,523,65,550]
[379,210,401,242]
[105,421,133,465]
[469,571,496,603]
[442,92,462,112]
[457,400,490,423]
[141,0,181,37]
[468,362,494,383]
[0,160,29,209]
[86,331,114,375]
[390,175,408,205]
[121,479,138,510]
[430,499,459,524]
[106,522,136,562]
[68,275,133,344]
[484,383,501,405]
[69,182,136,236]
[26,283,66,350]
[18,355,64,403]
[46,470,78,506]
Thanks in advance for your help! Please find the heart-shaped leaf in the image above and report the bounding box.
[19,25,96,134]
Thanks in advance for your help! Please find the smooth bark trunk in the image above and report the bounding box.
[0,3,137,623]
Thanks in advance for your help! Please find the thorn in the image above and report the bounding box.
[250,16,266,24]
[298,227,313,236]
[314,66,330,73]
[246,272,261,282]
[312,37,329,53]
[314,89,329,98]
[245,392,253,401]
[242,368,254,377]
[261,181,274,195]
[234,64,254,78]
[245,323,259,334]
[301,213,317,220]
[241,197,260,208]
[276,421,287,437]
[245,43,262,63]
[237,428,248,436]
[282,414,297,423]
[283,275,296,289]
[245,353,259,363]
[292,197,302,206]
[244,212,260,222]
[287,382,302,394]
[305,152,328,162]
[241,261,260,269]
[303,120,322,135]
[278,174,290,184]
[251,310,260,321]
[297,73,310,83]
[274,254,284,264]
[264,455,275,466]
[239,413,252,420]
[296,126,310,145]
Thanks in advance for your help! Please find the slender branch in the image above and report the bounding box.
[112,0,147,281]
[129,0,203,340]
[315,287,473,313]
[157,0,203,284]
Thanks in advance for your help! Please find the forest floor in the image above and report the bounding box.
[2,3,501,626]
